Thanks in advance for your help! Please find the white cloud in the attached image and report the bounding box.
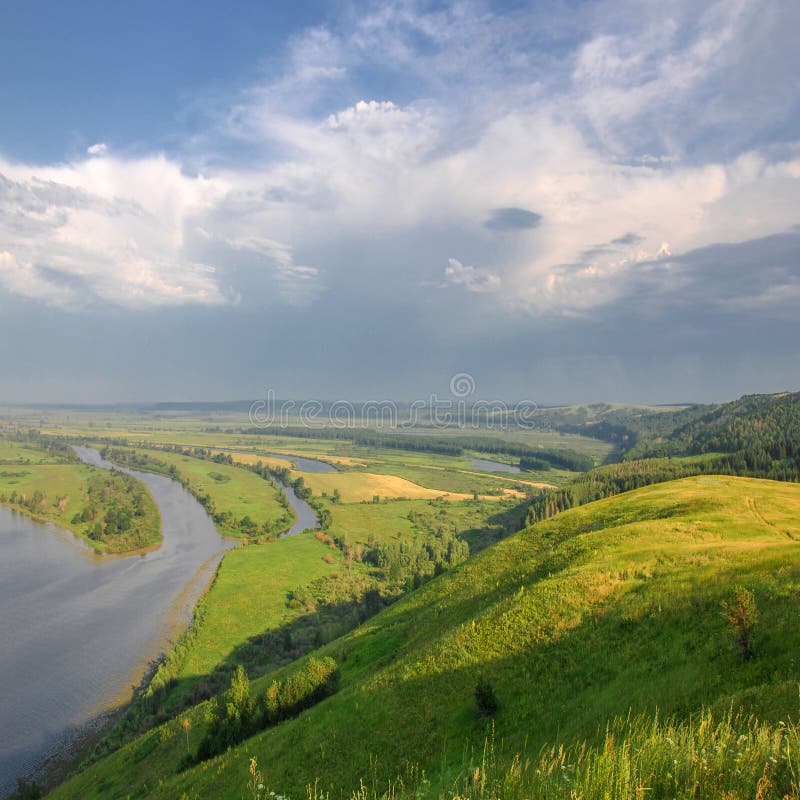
[443,258,500,293]
[0,250,78,306]
[225,235,320,306]
[0,154,231,310]
[0,0,797,322]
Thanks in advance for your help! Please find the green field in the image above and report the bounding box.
[0,439,68,464]
[142,533,344,714]
[0,461,95,535]
[49,475,800,799]
[102,446,294,539]
[327,496,525,550]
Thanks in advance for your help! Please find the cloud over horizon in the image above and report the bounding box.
[0,0,798,402]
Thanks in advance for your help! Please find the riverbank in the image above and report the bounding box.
[92,444,297,540]
[0,451,231,795]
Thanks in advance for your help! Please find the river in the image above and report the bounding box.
[0,448,233,794]
[471,457,522,474]
[277,479,319,536]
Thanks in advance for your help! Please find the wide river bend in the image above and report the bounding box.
[0,447,233,794]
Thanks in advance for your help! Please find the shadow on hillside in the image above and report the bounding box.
[457,500,529,552]
[87,497,530,761]
[148,586,393,717]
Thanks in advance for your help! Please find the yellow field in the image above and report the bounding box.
[424,464,557,491]
[290,470,522,502]
[207,448,370,471]
[209,450,294,470]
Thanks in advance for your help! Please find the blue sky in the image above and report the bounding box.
[0,0,798,404]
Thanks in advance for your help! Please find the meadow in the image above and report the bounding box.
[48,475,800,799]
[99,446,294,539]
[11,406,607,493]
[288,469,523,503]
[327,496,525,550]
[134,532,345,719]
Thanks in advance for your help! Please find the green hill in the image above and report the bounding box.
[49,476,800,799]
[544,392,800,468]
[631,391,800,461]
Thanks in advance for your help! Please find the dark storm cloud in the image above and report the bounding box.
[484,207,543,232]
[621,230,800,314]
[611,232,645,246]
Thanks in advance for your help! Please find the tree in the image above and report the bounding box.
[229,664,251,714]
[181,717,192,753]
[722,586,758,661]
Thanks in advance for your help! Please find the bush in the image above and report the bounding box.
[194,658,339,765]
[475,678,498,718]
[9,778,42,800]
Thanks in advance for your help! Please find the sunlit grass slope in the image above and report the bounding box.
[50,476,800,799]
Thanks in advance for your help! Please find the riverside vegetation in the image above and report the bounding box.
[0,433,160,553]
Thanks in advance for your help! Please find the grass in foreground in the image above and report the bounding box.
[248,709,798,799]
[49,475,800,799]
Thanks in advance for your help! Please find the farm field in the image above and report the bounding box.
[6,406,610,466]
[48,474,800,799]
[327,496,526,549]
[289,469,524,502]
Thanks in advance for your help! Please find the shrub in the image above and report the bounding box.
[475,678,498,718]
[193,658,339,765]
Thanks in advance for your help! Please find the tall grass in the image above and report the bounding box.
[247,709,800,800]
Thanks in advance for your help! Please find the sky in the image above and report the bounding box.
[0,0,799,405]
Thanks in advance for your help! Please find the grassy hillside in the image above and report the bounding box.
[50,475,800,798]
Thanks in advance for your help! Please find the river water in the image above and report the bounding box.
[0,448,233,794]
[277,480,319,536]
[268,453,336,473]
[471,457,522,474]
